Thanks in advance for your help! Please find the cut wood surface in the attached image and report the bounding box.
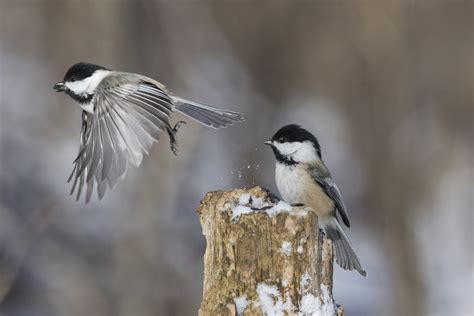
[196,186,344,316]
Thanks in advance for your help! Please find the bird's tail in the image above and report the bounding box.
[172,95,244,129]
[323,219,367,277]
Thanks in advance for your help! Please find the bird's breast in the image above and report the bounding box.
[79,101,95,114]
[275,163,334,216]
[275,163,307,204]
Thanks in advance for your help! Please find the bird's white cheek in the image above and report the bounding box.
[273,141,318,163]
[273,142,299,156]
[65,80,90,95]
[86,70,111,92]
[292,142,318,162]
[65,70,111,95]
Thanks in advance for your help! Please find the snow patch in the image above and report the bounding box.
[298,274,335,316]
[256,283,295,316]
[297,245,304,253]
[281,241,292,256]
[255,279,335,316]
[319,284,336,316]
[239,193,251,205]
[299,294,320,314]
[263,200,293,217]
[227,194,305,221]
[234,295,249,316]
[250,196,267,209]
[296,237,307,254]
[298,284,335,316]
[231,205,254,220]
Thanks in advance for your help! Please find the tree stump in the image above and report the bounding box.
[196,186,344,316]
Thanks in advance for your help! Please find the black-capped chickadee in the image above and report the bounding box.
[265,124,366,276]
[54,62,243,203]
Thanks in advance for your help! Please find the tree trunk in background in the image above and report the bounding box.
[196,186,344,316]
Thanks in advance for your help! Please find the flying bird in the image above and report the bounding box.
[265,124,366,276]
[54,62,243,202]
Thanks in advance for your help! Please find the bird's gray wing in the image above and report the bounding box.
[68,76,174,202]
[308,163,351,228]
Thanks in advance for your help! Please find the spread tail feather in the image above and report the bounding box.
[172,95,243,129]
[324,220,367,277]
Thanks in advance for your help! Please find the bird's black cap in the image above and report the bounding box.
[63,62,109,82]
[271,124,322,158]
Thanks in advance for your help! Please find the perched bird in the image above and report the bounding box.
[265,124,366,276]
[54,62,243,202]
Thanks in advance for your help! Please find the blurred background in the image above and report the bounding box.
[0,1,472,315]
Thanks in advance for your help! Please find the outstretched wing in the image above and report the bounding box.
[68,74,175,202]
[308,163,351,228]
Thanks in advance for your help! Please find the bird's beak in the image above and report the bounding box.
[53,82,65,92]
[264,140,273,147]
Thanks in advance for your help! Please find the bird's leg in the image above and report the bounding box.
[167,121,186,156]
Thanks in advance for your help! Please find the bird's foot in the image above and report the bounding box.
[291,203,305,207]
[261,187,281,204]
[251,205,273,211]
[167,121,187,156]
[173,121,187,133]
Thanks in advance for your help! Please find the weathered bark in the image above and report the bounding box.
[196,186,343,316]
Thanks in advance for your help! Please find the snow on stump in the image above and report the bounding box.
[196,186,344,316]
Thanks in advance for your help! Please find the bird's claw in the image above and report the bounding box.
[167,121,187,156]
[173,121,187,133]
[292,203,305,207]
[261,187,281,204]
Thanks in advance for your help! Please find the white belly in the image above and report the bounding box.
[275,163,335,216]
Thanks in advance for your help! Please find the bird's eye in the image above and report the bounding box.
[70,77,76,82]
[278,137,284,143]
